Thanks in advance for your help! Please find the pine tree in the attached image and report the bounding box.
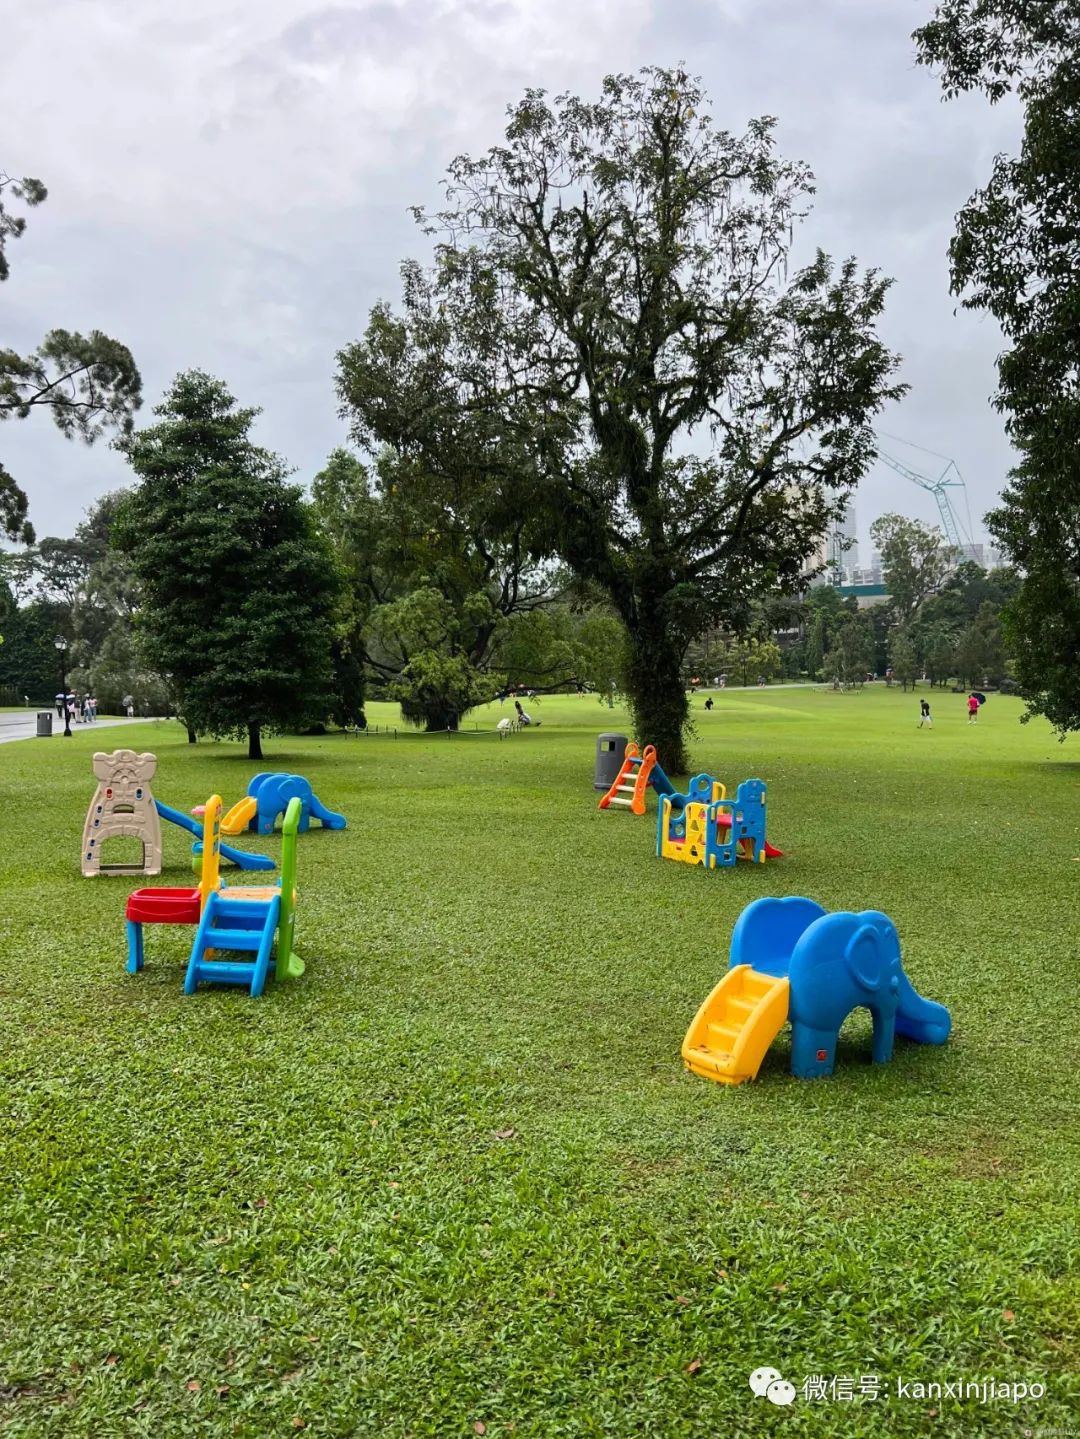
[116,372,341,758]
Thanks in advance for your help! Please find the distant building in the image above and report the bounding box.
[836,583,889,609]
[855,552,883,586]
[805,498,859,586]
[826,499,859,578]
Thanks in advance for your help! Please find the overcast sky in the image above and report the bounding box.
[3,0,1020,554]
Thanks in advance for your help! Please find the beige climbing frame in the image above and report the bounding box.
[81,749,163,877]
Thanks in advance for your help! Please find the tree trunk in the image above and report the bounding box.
[187,727,198,744]
[247,723,263,760]
[624,616,689,775]
[424,709,459,732]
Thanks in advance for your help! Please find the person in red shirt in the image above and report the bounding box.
[967,694,980,724]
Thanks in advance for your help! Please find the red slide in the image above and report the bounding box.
[715,811,784,858]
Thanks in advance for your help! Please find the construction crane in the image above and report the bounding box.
[874,436,975,552]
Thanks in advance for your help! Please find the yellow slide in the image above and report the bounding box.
[220,796,258,836]
[682,966,790,1085]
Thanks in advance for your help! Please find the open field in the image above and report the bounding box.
[1,687,1078,1436]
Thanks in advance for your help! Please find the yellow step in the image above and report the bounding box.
[707,1021,740,1042]
[682,966,790,1086]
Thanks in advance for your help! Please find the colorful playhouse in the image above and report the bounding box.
[657,773,783,868]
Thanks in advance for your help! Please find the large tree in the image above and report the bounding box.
[338,67,903,771]
[312,446,568,730]
[823,613,874,690]
[870,513,953,624]
[921,623,958,689]
[116,372,341,759]
[10,492,141,709]
[0,590,68,702]
[915,4,1080,735]
[0,490,173,714]
[801,585,852,682]
[954,599,1007,686]
[0,171,141,544]
[889,628,919,691]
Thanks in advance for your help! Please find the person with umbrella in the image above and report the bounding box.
[967,692,985,724]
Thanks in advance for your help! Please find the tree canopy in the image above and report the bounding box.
[311,445,571,730]
[338,66,904,770]
[0,169,142,545]
[823,612,875,689]
[916,2,1080,734]
[870,513,953,624]
[116,371,342,758]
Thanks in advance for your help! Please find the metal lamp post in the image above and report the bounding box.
[54,637,72,737]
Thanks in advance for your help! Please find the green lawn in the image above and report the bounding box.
[1,688,1077,1437]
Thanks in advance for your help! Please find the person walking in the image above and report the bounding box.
[918,698,932,729]
[967,693,980,725]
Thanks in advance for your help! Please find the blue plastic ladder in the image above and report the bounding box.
[184,890,281,997]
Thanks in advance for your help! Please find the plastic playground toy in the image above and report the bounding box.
[682,897,951,1084]
[157,798,274,871]
[597,742,677,815]
[82,750,273,876]
[81,750,163,876]
[125,793,304,998]
[658,773,783,868]
[219,772,346,837]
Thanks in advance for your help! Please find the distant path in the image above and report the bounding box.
[691,682,822,693]
[0,714,161,746]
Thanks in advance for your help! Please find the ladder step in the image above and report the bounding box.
[214,898,275,919]
[203,927,263,950]
[616,783,638,792]
[607,798,632,807]
[191,959,261,986]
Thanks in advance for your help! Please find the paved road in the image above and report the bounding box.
[0,714,161,746]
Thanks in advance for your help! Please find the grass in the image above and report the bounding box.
[1,687,1078,1437]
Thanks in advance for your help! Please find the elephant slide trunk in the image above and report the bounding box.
[895,972,952,1046]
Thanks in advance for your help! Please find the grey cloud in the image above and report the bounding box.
[1,0,1022,557]
[280,4,419,59]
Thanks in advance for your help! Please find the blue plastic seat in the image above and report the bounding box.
[729,896,826,978]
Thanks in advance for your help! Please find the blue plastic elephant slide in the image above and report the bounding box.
[221,773,347,838]
[682,896,952,1084]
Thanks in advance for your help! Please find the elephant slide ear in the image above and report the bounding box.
[845,924,884,992]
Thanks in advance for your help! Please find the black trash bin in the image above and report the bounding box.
[36,711,53,737]
[594,732,628,791]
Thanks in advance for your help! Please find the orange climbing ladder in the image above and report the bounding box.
[681,966,790,1085]
[598,743,658,816]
